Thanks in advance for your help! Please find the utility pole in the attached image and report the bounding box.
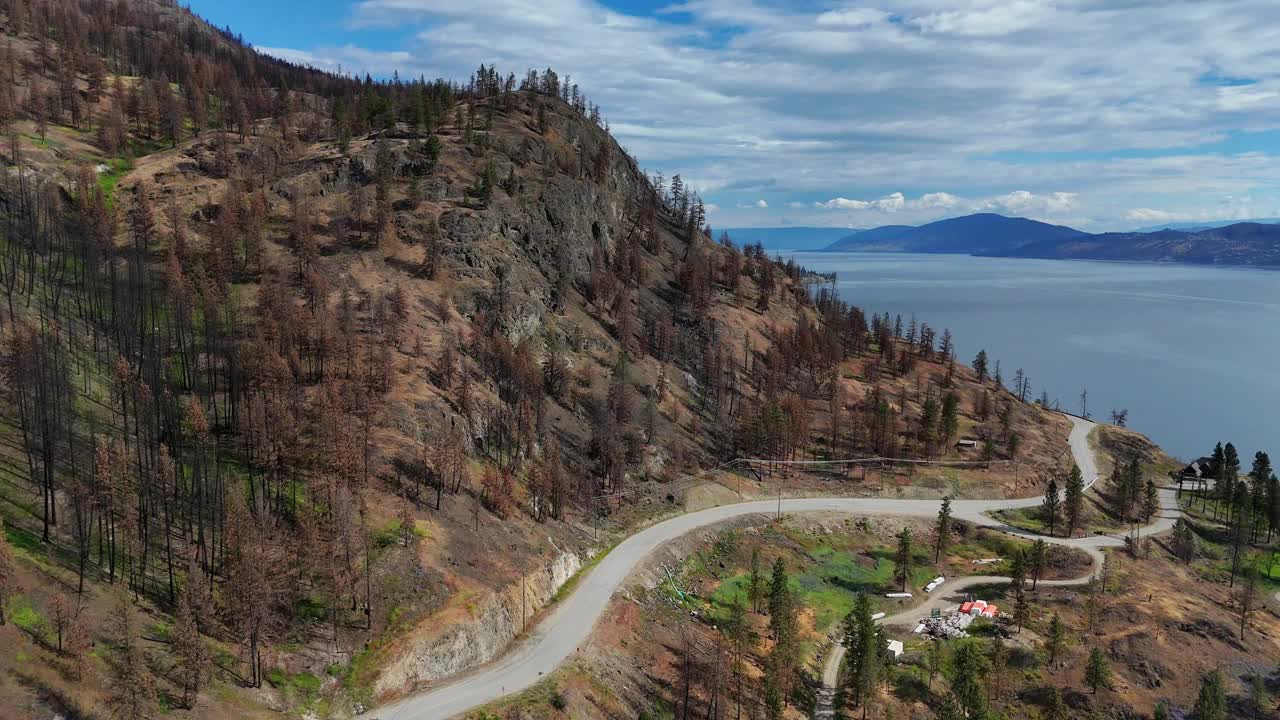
[777,490,781,520]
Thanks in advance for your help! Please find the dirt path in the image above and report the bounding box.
[366,415,1175,720]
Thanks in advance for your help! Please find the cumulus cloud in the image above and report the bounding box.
[754,199,768,208]
[815,7,891,28]
[988,190,1079,214]
[255,0,1280,229]
[909,0,1052,37]
[817,192,907,212]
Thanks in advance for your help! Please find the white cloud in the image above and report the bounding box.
[909,1,1052,37]
[918,191,961,209]
[987,190,1079,214]
[754,199,768,208]
[817,192,906,212]
[257,0,1280,229]
[815,7,890,28]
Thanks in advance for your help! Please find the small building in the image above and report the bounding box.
[1181,457,1217,480]
[886,639,904,661]
[956,439,978,450]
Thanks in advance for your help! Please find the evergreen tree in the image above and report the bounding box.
[1029,539,1048,590]
[842,593,883,719]
[1008,549,1027,591]
[1172,517,1197,563]
[1013,585,1031,633]
[1064,463,1085,536]
[768,558,788,621]
[948,640,987,719]
[1043,686,1069,720]
[1192,670,1226,720]
[893,527,914,592]
[935,495,953,563]
[1041,478,1060,537]
[1084,647,1112,694]
[973,349,988,382]
[748,547,763,613]
[1045,613,1066,664]
[940,393,960,447]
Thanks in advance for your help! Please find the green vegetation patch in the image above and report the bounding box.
[95,157,132,206]
[266,667,323,711]
[9,598,48,643]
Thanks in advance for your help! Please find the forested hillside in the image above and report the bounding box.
[0,1,1077,718]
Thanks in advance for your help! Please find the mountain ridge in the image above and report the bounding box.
[822,212,1086,254]
[821,213,1280,266]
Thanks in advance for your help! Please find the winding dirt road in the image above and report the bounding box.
[817,415,1182,712]
[368,415,1173,720]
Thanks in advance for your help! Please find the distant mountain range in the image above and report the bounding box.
[1133,218,1280,233]
[823,213,1086,255]
[1003,222,1280,265]
[818,213,1280,267]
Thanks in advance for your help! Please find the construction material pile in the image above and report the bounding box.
[915,612,976,639]
[960,599,999,618]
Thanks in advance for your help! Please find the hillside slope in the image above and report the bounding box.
[1004,221,1280,266]
[0,3,1210,720]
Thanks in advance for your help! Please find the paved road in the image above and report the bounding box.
[817,415,1183,712]
[367,415,1175,720]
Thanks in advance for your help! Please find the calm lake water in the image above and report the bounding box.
[782,252,1280,462]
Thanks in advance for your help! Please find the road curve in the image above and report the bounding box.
[368,415,1173,720]
[818,415,1182,705]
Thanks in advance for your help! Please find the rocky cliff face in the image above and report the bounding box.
[374,549,584,695]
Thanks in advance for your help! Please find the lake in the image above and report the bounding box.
[780,252,1280,463]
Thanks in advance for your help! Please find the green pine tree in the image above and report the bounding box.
[1084,647,1112,694]
[935,496,953,563]
[893,527,914,592]
[1192,670,1226,720]
[948,640,986,719]
[1045,613,1066,665]
[1064,463,1085,535]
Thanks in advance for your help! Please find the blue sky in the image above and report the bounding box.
[186,0,1280,231]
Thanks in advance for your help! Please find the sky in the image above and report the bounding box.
[186,0,1280,231]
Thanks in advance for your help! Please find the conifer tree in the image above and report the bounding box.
[948,640,987,718]
[1046,613,1066,664]
[1029,539,1048,590]
[1064,463,1085,536]
[1041,478,1060,536]
[1192,670,1226,720]
[1084,647,1112,694]
[934,496,953,563]
[893,527,914,592]
[842,593,883,719]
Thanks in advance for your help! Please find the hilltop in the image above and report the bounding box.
[822,213,1087,255]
